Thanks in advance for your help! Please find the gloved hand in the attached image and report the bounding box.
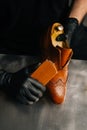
[0,63,46,105]
[64,18,79,45]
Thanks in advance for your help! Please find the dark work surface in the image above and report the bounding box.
[0,55,87,130]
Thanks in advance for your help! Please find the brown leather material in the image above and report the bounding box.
[40,23,73,68]
[46,47,73,104]
[46,23,73,104]
[47,65,68,104]
[31,22,73,104]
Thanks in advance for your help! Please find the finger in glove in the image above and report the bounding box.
[19,86,39,102]
[28,77,46,92]
[23,78,44,97]
[17,94,34,105]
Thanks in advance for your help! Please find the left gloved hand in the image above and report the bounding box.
[64,17,79,45]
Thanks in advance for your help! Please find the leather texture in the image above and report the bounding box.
[41,22,73,104]
[47,65,68,104]
[47,47,72,104]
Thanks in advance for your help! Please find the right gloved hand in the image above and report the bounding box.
[0,63,46,105]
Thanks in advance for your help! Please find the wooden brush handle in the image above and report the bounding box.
[31,60,58,86]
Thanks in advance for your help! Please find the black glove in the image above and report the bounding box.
[0,63,46,105]
[64,18,79,45]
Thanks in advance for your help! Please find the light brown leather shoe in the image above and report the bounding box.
[46,23,73,104]
[47,47,73,104]
[41,23,73,104]
[47,66,68,104]
[31,23,73,104]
